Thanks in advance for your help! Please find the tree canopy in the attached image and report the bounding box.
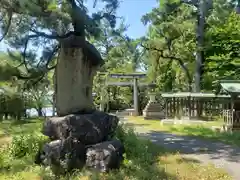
[0,0,120,79]
[141,0,240,92]
[0,0,240,112]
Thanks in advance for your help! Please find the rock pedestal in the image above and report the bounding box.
[42,111,119,144]
[86,140,125,172]
[36,110,124,174]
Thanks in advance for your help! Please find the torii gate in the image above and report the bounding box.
[100,73,154,116]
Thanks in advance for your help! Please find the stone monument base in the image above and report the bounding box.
[35,110,125,174]
[143,102,165,120]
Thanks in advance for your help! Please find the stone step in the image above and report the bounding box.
[144,104,163,111]
[147,105,162,108]
[144,103,162,108]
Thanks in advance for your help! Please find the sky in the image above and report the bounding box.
[0,0,158,51]
[113,0,158,38]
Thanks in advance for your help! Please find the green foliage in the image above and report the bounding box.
[204,12,240,90]
[0,90,25,120]
[115,124,154,163]
[0,0,120,84]
[0,119,170,179]
[9,133,49,158]
[142,1,196,91]
[143,0,239,92]
[92,24,148,111]
[0,53,26,82]
[0,51,54,118]
[25,74,53,114]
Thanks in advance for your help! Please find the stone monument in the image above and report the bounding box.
[34,35,125,175]
[143,92,165,120]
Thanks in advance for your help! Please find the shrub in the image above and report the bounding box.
[115,123,159,165]
[0,148,10,169]
[9,133,49,158]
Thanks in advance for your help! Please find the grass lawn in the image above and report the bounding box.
[0,118,231,180]
[126,116,240,147]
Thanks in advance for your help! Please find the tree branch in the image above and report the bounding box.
[30,29,74,40]
[0,11,7,21]
[46,45,60,70]
[36,44,59,71]
[0,11,12,42]
[93,0,98,8]
[1,0,64,19]
[141,43,192,91]
[154,28,175,50]
[23,73,46,91]
[6,32,59,81]
[68,0,86,36]
[181,0,199,7]
[163,60,172,81]
[21,34,39,72]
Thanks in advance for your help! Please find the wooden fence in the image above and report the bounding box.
[161,93,233,120]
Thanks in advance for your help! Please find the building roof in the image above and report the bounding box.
[161,92,233,98]
[106,82,155,87]
[219,80,240,94]
[161,80,240,98]
[109,73,146,79]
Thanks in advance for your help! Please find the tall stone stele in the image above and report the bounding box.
[55,35,102,116]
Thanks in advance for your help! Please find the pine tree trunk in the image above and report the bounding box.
[37,108,43,117]
[52,75,56,116]
[195,0,206,92]
[55,35,101,116]
[52,98,56,116]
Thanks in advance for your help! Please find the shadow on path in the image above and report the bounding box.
[140,130,240,180]
[144,130,240,163]
[120,117,240,180]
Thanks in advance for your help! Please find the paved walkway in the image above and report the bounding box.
[120,117,240,180]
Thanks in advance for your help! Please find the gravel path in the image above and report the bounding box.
[120,117,240,180]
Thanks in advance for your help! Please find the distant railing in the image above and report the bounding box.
[223,109,233,125]
[222,109,240,126]
[164,98,228,119]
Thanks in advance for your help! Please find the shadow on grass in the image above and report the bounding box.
[104,146,179,180]
[0,119,43,136]
[0,134,6,138]
[10,119,39,126]
[176,157,201,164]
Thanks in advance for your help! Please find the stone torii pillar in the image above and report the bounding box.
[133,78,138,116]
[107,73,147,116]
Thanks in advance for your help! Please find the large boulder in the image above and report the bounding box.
[85,139,125,172]
[38,111,123,175]
[35,138,86,174]
[42,111,119,145]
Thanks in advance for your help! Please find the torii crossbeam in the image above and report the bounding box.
[102,73,154,116]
